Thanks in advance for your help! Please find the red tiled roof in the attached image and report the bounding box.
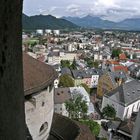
[119,53,127,60]
[106,60,120,65]
[128,59,140,63]
[134,50,140,53]
[23,53,58,96]
[122,48,132,51]
[113,65,128,73]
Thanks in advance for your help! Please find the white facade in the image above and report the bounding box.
[36,29,43,35]
[102,96,140,120]
[94,54,99,61]
[68,44,77,52]
[90,75,99,88]
[54,103,69,117]
[94,53,103,61]
[45,29,52,34]
[123,100,140,119]
[53,30,60,35]
[25,86,54,140]
[54,87,94,117]
[54,79,59,88]
[93,45,99,51]
[48,52,78,64]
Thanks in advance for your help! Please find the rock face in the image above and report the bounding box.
[0,0,26,139]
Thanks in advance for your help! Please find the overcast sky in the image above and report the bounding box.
[23,0,140,22]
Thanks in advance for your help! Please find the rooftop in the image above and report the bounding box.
[23,53,58,96]
[48,113,95,140]
[119,53,127,60]
[113,65,128,73]
[105,80,140,106]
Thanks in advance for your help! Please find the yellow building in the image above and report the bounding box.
[97,71,127,97]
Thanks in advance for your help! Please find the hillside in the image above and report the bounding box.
[63,15,140,30]
[63,15,115,29]
[22,14,78,30]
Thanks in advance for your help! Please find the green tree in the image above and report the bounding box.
[93,61,99,68]
[81,83,90,94]
[65,94,88,119]
[111,49,122,58]
[80,120,100,136]
[133,53,137,59]
[70,57,77,70]
[61,60,71,68]
[59,74,74,87]
[124,52,130,59]
[102,105,116,119]
[85,58,94,68]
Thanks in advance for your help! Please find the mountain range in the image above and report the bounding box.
[22,14,140,31]
[63,15,140,30]
[22,14,78,30]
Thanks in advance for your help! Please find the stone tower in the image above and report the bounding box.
[0,0,26,139]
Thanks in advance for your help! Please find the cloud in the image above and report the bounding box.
[88,0,140,21]
[66,4,80,13]
[23,0,140,21]
[49,6,57,12]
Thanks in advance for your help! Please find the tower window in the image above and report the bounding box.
[39,122,48,135]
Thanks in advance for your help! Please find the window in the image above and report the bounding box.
[42,101,45,107]
[125,108,129,118]
[29,98,36,108]
[132,104,135,112]
[137,102,140,109]
[49,84,53,92]
[39,122,48,135]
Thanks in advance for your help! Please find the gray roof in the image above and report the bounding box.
[71,69,102,79]
[61,67,72,76]
[108,71,127,86]
[128,64,137,72]
[72,70,88,79]
[48,51,60,57]
[104,80,140,106]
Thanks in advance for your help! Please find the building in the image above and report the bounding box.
[87,69,101,88]
[54,88,71,117]
[102,80,140,120]
[36,29,43,35]
[119,53,127,62]
[132,111,140,140]
[23,53,57,140]
[54,87,94,117]
[48,113,96,140]
[71,69,101,88]
[53,30,60,36]
[97,71,127,97]
[45,29,52,34]
[47,50,78,64]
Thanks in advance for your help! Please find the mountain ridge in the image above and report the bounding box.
[63,15,140,30]
[22,14,78,30]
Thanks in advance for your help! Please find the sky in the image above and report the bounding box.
[23,0,140,22]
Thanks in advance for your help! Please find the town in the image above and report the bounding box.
[22,29,140,140]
